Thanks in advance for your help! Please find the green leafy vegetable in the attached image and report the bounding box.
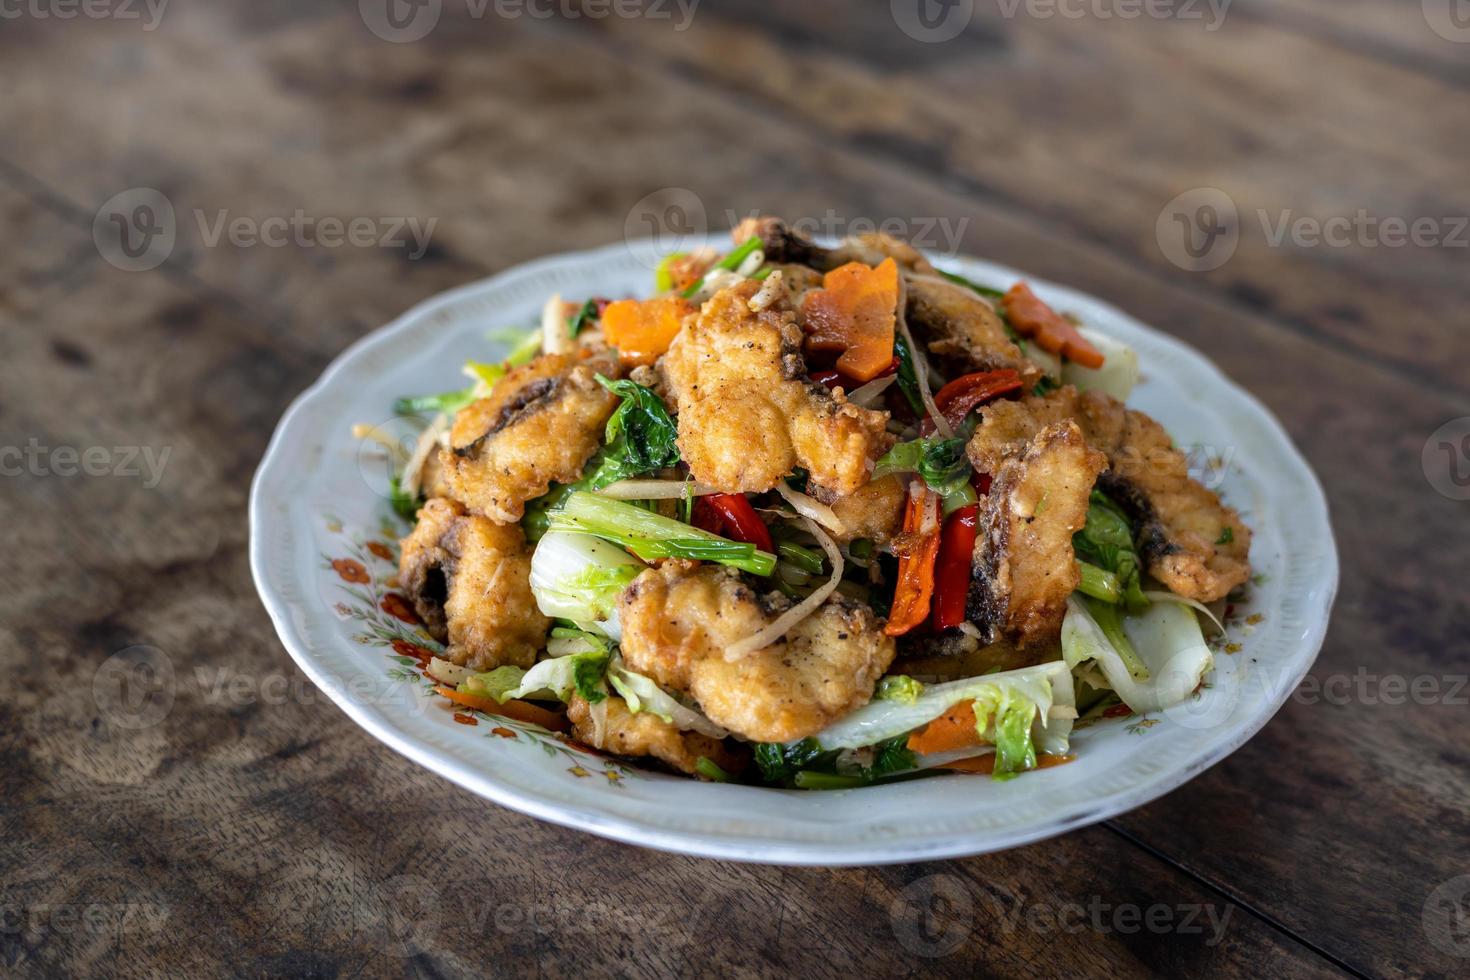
[584,376,682,490]
[682,236,763,299]
[1076,561,1122,604]
[548,491,777,576]
[529,531,645,639]
[776,541,826,576]
[1032,376,1061,397]
[1073,490,1149,612]
[695,757,732,782]
[464,647,610,705]
[655,253,687,294]
[874,436,977,514]
[987,695,1038,779]
[394,387,478,417]
[567,300,599,339]
[1085,596,1150,681]
[892,334,927,417]
[388,477,421,521]
[1217,527,1234,545]
[506,329,542,366]
[939,270,1006,300]
[876,675,924,704]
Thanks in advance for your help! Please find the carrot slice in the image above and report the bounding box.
[906,699,983,755]
[801,258,900,382]
[1001,282,1105,369]
[433,685,570,732]
[884,487,942,637]
[602,295,694,366]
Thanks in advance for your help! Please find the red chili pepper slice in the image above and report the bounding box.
[704,493,774,553]
[930,369,1025,431]
[931,504,980,631]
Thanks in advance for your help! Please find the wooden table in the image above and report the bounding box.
[3,1,1466,975]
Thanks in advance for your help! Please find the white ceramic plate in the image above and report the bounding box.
[249,237,1338,865]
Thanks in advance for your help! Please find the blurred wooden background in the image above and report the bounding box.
[2,0,1467,976]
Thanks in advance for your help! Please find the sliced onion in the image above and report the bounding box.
[593,479,719,500]
[1142,591,1226,634]
[427,656,474,686]
[845,374,896,408]
[401,413,449,498]
[894,277,953,438]
[748,269,785,312]
[542,292,572,355]
[776,482,846,535]
[724,517,844,662]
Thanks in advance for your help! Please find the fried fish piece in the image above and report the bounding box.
[398,498,548,670]
[968,422,1107,648]
[617,562,896,743]
[828,473,907,545]
[662,279,893,496]
[440,350,620,523]
[731,216,935,275]
[968,387,1252,602]
[566,694,746,779]
[903,274,1039,385]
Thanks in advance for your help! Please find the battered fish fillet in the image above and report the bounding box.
[440,350,620,523]
[968,422,1107,648]
[398,498,548,670]
[731,216,936,275]
[566,694,745,779]
[828,473,907,545]
[968,387,1252,602]
[663,280,893,497]
[903,274,1040,386]
[617,562,897,743]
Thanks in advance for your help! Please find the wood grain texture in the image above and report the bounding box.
[1,1,1465,976]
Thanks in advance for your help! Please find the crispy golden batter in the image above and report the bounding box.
[828,473,907,545]
[617,562,896,743]
[398,498,548,670]
[904,274,1040,385]
[663,280,893,496]
[968,387,1252,602]
[440,351,620,523]
[969,422,1107,648]
[567,694,745,778]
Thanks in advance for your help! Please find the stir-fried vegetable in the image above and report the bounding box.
[1061,596,1214,713]
[463,645,612,706]
[938,270,1006,301]
[605,657,729,738]
[394,388,477,417]
[891,334,927,418]
[584,376,682,490]
[885,487,942,636]
[1074,490,1149,612]
[601,295,694,366]
[547,491,777,576]
[1076,561,1122,604]
[931,503,980,631]
[930,369,1024,431]
[431,686,571,731]
[1002,282,1105,369]
[704,493,775,553]
[801,258,901,383]
[529,531,646,640]
[875,436,977,515]
[681,236,764,299]
[567,299,600,339]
